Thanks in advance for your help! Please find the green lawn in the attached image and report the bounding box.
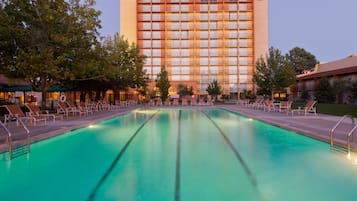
[292,102,357,117]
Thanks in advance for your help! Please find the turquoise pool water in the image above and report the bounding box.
[0,108,357,201]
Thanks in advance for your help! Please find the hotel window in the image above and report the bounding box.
[229,75,237,83]
[181,75,189,80]
[143,23,151,30]
[171,5,180,12]
[200,22,209,29]
[209,13,218,20]
[153,67,161,77]
[152,40,161,48]
[181,40,190,48]
[239,48,249,56]
[171,23,180,30]
[209,31,218,38]
[228,31,238,38]
[228,22,237,29]
[200,13,208,20]
[209,40,218,47]
[209,22,218,29]
[142,14,151,21]
[239,75,248,82]
[210,57,218,65]
[181,49,190,57]
[145,58,152,65]
[239,4,248,11]
[200,40,209,47]
[152,0,161,2]
[142,5,150,12]
[181,22,189,30]
[238,22,249,29]
[200,84,208,92]
[171,14,180,21]
[172,58,181,65]
[200,4,209,11]
[143,32,151,39]
[239,40,248,47]
[181,58,190,65]
[210,66,219,74]
[172,31,180,39]
[240,66,248,73]
[200,57,209,65]
[171,40,180,48]
[239,58,248,65]
[229,48,237,56]
[229,57,237,65]
[228,4,237,11]
[181,14,189,21]
[143,40,151,48]
[182,67,190,74]
[172,75,180,81]
[181,5,189,12]
[171,49,180,56]
[210,4,218,11]
[172,67,180,74]
[152,22,160,30]
[209,75,218,82]
[152,49,161,57]
[180,31,189,39]
[143,49,151,56]
[201,75,209,83]
[200,31,209,38]
[209,49,218,56]
[229,12,238,20]
[229,66,237,73]
[151,5,161,12]
[200,66,209,74]
[228,39,238,47]
[152,14,161,21]
[200,49,209,56]
[152,58,161,65]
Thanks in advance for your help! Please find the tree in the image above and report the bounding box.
[286,47,318,74]
[253,47,296,97]
[332,79,347,104]
[0,0,102,106]
[206,80,222,101]
[155,67,170,101]
[178,84,193,97]
[314,77,335,103]
[103,34,147,102]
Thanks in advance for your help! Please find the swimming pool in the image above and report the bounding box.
[0,108,357,201]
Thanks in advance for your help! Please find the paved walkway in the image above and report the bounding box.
[1,104,356,154]
[219,105,357,150]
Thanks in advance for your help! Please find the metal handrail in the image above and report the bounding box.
[330,115,355,147]
[0,120,13,155]
[347,125,357,155]
[15,117,31,153]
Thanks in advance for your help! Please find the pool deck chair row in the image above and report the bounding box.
[3,104,47,126]
[291,101,317,116]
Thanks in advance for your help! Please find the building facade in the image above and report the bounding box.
[294,54,357,104]
[120,0,268,96]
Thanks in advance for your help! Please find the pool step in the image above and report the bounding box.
[330,145,348,154]
[10,145,30,159]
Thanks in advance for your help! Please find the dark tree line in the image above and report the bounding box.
[0,0,147,106]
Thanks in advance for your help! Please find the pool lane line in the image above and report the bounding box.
[174,110,182,201]
[86,110,160,201]
[201,111,258,188]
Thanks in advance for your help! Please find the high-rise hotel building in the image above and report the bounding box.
[120,0,268,96]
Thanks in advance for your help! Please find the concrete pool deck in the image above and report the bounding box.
[1,104,356,154]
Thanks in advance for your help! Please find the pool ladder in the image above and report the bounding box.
[330,115,357,154]
[1,117,31,159]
